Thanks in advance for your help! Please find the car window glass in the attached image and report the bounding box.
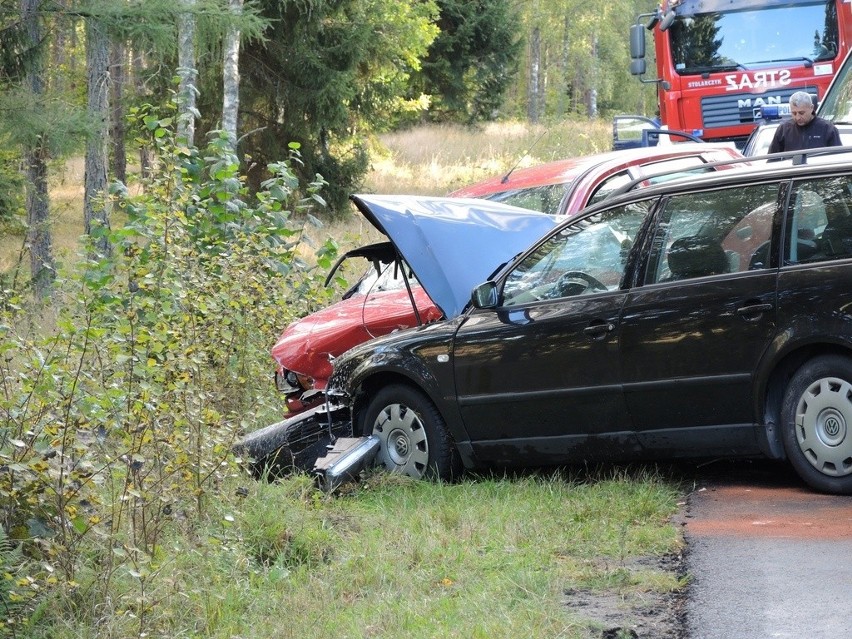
[588,171,631,206]
[483,184,569,216]
[786,176,852,264]
[339,260,417,298]
[645,183,780,284]
[587,158,718,207]
[501,201,651,306]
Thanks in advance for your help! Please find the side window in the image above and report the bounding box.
[786,176,852,264]
[501,201,651,306]
[645,182,780,284]
[587,171,630,206]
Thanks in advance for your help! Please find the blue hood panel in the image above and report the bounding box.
[350,195,558,319]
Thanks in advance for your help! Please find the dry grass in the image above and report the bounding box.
[1,119,613,274]
[1,157,86,274]
[363,119,612,195]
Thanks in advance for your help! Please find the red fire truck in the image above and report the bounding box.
[629,0,852,145]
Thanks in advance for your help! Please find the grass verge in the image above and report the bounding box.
[32,468,684,638]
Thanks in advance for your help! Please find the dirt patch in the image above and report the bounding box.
[563,554,687,638]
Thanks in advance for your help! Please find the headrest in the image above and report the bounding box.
[667,236,728,279]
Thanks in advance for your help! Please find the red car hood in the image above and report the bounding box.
[271,285,440,386]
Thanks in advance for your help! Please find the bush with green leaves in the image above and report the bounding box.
[0,106,338,634]
[0,151,24,231]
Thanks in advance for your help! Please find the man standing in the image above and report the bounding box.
[768,91,842,152]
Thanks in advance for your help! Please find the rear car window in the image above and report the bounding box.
[483,184,569,216]
[645,182,780,284]
[786,175,852,264]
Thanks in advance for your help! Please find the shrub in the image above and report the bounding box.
[0,106,337,635]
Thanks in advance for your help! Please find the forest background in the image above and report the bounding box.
[2,0,660,297]
[0,2,685,638]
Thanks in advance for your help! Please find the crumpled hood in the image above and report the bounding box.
[350,195,558,319]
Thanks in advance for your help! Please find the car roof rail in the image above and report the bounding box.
[606,145,852,200]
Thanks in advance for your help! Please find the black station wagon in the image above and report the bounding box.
[241,149,852,494]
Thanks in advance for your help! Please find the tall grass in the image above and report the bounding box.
[364,119,612,195]
[32,470,684,638]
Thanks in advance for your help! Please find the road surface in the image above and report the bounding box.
[682,460,852,639]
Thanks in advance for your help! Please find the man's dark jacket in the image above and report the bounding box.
[768,117,842,152]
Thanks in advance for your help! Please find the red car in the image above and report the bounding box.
[451,142,743,216]
[272,204,555,415]
[273,143,744,415]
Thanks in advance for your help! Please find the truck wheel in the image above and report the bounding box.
[781,355,852,495]
[362,384,461,481]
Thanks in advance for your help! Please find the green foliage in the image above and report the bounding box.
[503,0,657,120]
[0,107,336,635]
[0,14,37,84]
[0,151,24,230]
[221,0,439,213]
[415,0,522,123]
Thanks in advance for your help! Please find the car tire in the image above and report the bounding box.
[781,355,852,495]
[362,384,461,481]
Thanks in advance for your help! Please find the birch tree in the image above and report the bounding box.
[222,0,241,149]
[178,0,197,145]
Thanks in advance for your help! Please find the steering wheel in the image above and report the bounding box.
[552,270,608,297]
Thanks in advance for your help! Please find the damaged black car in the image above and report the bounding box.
[239,151,852,495]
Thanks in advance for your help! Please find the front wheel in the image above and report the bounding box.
[781,355,852,494]
[362,384,461,481]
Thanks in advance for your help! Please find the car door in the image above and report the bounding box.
[450,201,652,466]
[619,182,782,454]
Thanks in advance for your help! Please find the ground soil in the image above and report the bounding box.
[563,552,687,638]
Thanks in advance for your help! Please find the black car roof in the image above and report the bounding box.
[602,145,852,208]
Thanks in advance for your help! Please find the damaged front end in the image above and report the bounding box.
[234,391,381,492]
[233,401,353,479]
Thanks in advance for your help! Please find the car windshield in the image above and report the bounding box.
[481,183,571,216]
[819,51,852,124]
[668,1,839,74]
[501,202,650,305]
[336,258,419,298]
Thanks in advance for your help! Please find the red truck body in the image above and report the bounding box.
[631,0,852,144]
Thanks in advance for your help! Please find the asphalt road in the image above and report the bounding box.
[681,460,852,639]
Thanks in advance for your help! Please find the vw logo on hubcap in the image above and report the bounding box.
[825,416,841,437]
[394,434,410,457]
[818,408,847,447]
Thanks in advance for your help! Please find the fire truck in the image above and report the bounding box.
[628,0,852,146]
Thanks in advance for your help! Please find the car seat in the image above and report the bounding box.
[818,214,852,258]
[666,236,730,281]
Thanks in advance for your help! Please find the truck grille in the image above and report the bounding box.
[701,85,818,127]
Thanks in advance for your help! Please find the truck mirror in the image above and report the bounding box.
[630,59,646,76]
[630,24,646,59]
[660,10,676,31]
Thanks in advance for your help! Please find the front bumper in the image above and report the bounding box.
[234,401,352,478]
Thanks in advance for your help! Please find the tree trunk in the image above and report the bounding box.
[85,17,111,256]
[528,25,541,123]
[222,0,243,149]
[586,34,598,118]
[22,0,56,297]
[110,40,127,184]
[558,14,570,117]
[178,0,197,145]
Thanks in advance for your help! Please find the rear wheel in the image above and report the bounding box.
[781,355,852,494]
[362,384,461,480]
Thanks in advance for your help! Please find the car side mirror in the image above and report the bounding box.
[471,281,498,309]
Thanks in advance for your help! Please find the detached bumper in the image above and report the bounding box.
[234,402,352,478]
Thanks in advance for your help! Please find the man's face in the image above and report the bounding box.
[791,103,815,126]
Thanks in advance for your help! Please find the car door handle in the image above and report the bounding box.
[583,322,615,338]
[736,302,773,317]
